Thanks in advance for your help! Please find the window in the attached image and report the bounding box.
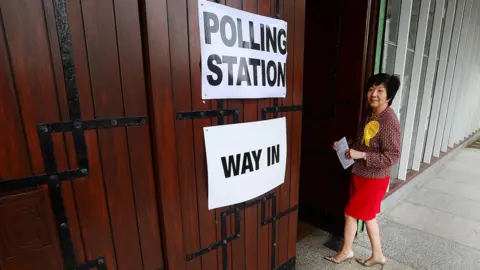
[381,0,403,73]
[399,0,421,133]
[408,0,436,169]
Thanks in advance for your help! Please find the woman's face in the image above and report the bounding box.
[367,83,389,109]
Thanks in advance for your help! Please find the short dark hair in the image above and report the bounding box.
[365,73,401,106]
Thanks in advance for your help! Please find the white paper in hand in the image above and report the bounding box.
[335,137,354,169]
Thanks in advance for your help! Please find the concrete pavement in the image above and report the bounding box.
[296,147,480,270]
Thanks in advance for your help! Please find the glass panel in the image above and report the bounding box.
[421,58,440,160]
[424,0,450,158]
[399,50,415,134]
[408,56,429,169]
[424,0,436,55]
[399,0,423,135]
[386,0,403,44]
[382,44,397,73]
[429,59,441,113]
[422,95,433,160]
[418,56,429,100]
[436,0,449,60]
[408,0,422,50]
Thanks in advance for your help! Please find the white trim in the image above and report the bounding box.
[443,0,474,151]
[455,5,479,143]
[476,14,480,134]
[423,0,457,164]
[411,0,445,171]
[473,9,480,134]
[433,0,467,156]
[390,0,414,179]
[452,2,480,143]
[397,0,432,180]
[391,0,414,117]
[382,19,391,73]
[466,8,480,136]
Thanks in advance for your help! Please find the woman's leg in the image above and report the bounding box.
[365,218,386,262]
[334,214,357,259]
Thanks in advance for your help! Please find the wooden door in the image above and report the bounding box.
[0,0,306,269]
[299,0,379,235]
[0,0,164,269]
[143,0,305,269]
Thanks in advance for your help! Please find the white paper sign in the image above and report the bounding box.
[204,118,287,209]
[335,137,355,169]
[198,0,288,99]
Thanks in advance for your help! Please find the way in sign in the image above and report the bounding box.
[221,144,280,178]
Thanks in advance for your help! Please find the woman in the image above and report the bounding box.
[325,73,401,267]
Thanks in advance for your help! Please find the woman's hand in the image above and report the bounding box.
[332,142,337,151]
[345,149,366,160]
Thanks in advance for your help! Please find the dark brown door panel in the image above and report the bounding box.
[0,189,63,270]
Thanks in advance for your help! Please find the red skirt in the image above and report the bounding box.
[344,174,390,221]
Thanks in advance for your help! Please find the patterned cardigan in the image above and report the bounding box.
[350,107,402,179]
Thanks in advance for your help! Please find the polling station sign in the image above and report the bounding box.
[198,0,288,99]
[204,118,287,209]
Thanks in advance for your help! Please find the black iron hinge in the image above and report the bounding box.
[262,105,302,120]
[276,257,296,270]
[72,257,107,270]
[186,192,298,270]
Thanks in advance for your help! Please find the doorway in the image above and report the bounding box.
[297,0,379,238]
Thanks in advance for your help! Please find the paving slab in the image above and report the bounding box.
[296,229,415,270]
[451,148,480,160]
[423,178,480,202]
[444,159,480,175]
[386,201,480,250]
[385,201,432,231]
[406,187,480,222]
[436,167,480,187]
[355,218,480,270]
